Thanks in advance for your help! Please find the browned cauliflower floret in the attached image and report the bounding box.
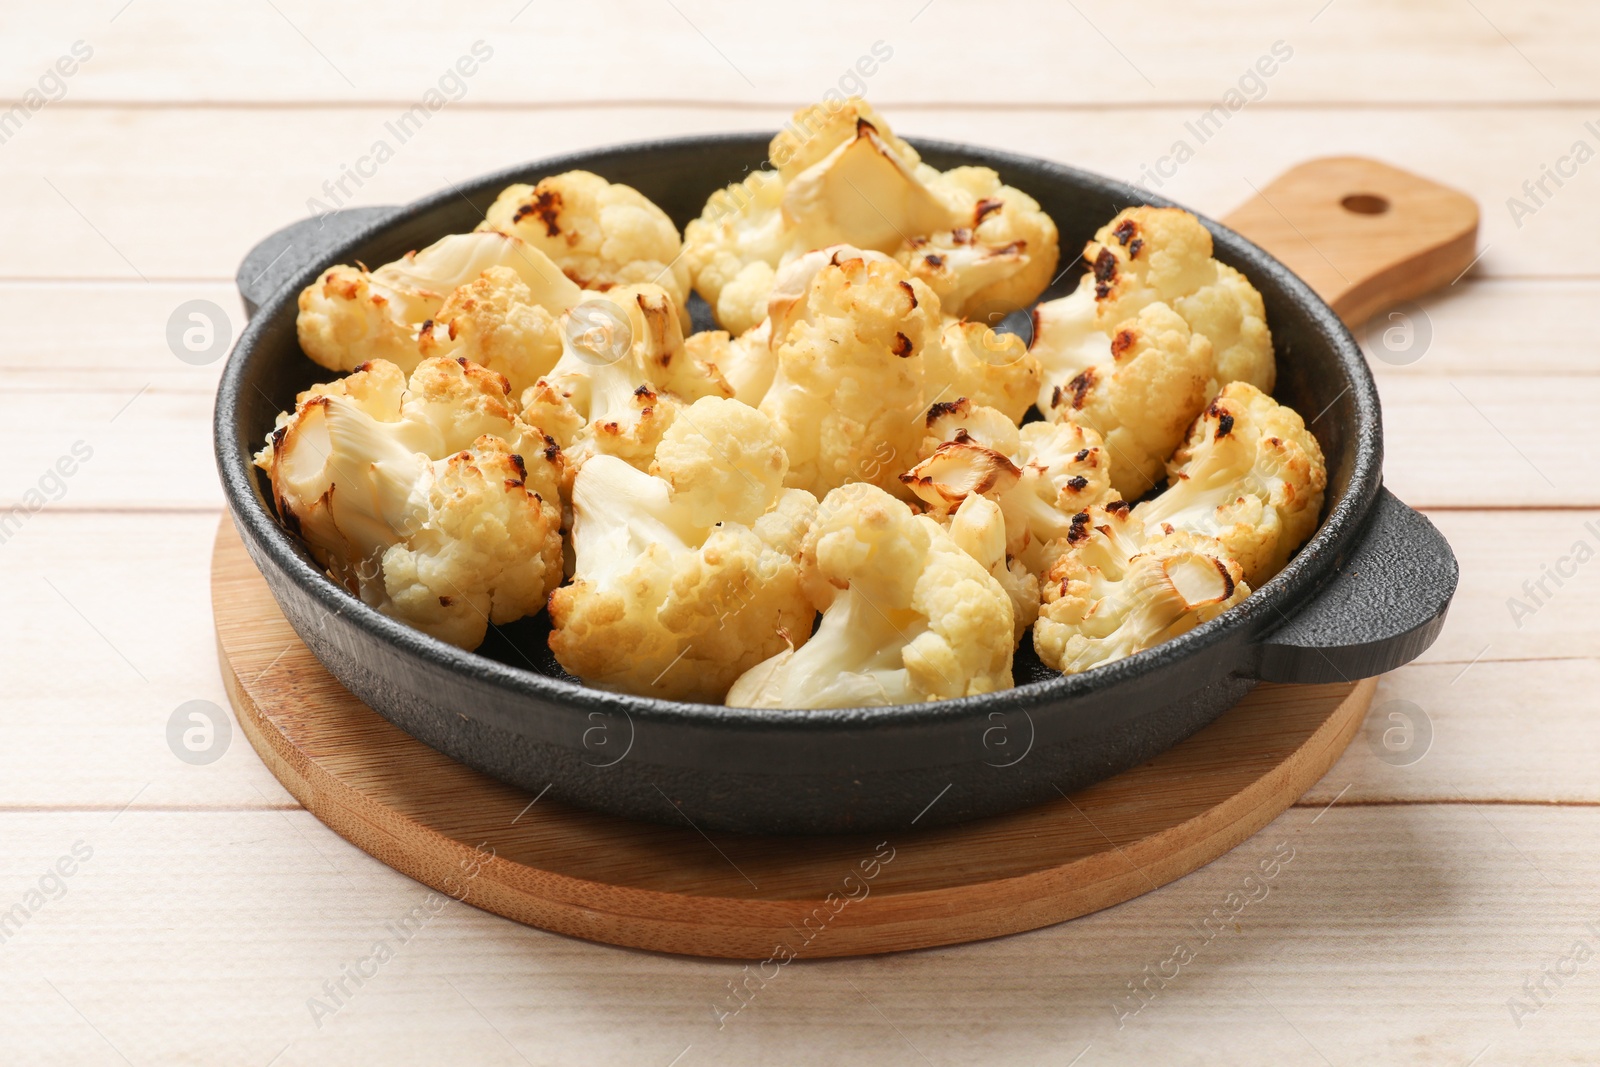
[548,397,816,702]
[1046,302,1212,500]
[478,170,691,328]
[296,232,581,375]
[1133,382,1327,586]
[897,166,1060,322]
[1031,206,1274,412]
[726,483,1014,708]
[1033,503,1249,674]
[683,319,775,408]
[903,399,1116,577]
[521,284,730,480]
[416,265,564,395]
[759,246,940,499]
[684,97,1060,335]
[254,358,564,649]
[922,318,1042,425]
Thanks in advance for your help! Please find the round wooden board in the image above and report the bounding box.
[213,518,1374,959]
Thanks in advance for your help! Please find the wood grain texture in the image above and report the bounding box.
[214,519,1375,958]
[2,805,1595,1066]
[6,0,1591,105]
[5,106,1597,280]
[3,5,1593,1058]
[1221,156,1480,326]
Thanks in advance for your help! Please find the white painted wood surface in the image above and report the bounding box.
[2,2,1596,1062]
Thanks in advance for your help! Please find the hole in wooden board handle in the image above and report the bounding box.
[1221,157,1480,329]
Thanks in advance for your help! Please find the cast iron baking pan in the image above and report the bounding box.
[217,133,1458,834]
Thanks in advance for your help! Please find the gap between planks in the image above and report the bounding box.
[15,99,1600,113]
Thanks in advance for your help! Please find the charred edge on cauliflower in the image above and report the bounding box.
[1093,247,1119,298]
[926,398,969,425]
[512,189,563,238]
[1112,218,1138,246]
[897,280,918,308]
[1061,367,1096,410]
[975,198,1003,225]
[1064,510,1094,547]
[892,332,914,358]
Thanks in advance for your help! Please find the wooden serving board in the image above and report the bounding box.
[214,157,1476,958]
[215,518,1373,958]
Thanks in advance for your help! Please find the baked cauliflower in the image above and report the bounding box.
[1033,502,1249,674]
[725,483,1014,708]
[896,166,1060,323]
[415,265,565,395]
[478,170,692,328]
[683,319,775,408]
[548,397,817,703]
[297,231,581,375]
[1032,206,1274,413]
[902,398,1116,575]
[759,246,940,499]
[521,283,730,478]
[1045,301,1212,500]
[254,358,564,649]
[923,318,1042,425]
[946,492,1040,643]
[684,97,1059,335]
[1132,382,1327,587]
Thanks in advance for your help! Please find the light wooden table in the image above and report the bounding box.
[3,2,1596,1063]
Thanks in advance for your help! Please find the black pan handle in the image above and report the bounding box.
[1249,487,1457,684]
[236,206,401,319]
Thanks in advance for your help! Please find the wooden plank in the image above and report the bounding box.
[1303,657,1600,805]
[1,106,1597,281]
[1420,509,1600,666]
[0,804,1593,1063]
[4,0,1591,105]
[0,511,1591,808]
[0,386,221,511]
[0,280,242,393]
[1379,376,1600,510]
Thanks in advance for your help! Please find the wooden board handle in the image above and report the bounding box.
[1221,156,1480,329]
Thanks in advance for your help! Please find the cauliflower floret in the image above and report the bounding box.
[478,170,692,328]
[521,284,730,478]
[903,399,1116,576]
[946,493,1039,643]
[922,318,1042,425]
[1031,206,1274,411]
[759,246,940,499]
[769,97,925,180]
[897,166,1060,321]
[682,170,788,337]
[1132,382,1327,587]
[548,398,816,702]
[686,98,989,335]
[415,266,564,394]
[683,319,774,408]
[257,356,561,477]
[1046,302,1212,500]
[255,372,564,650]
[779,113,952,258]
[1033,502,1249,674]
[726,483,1014,708]
[296,231,581,374]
